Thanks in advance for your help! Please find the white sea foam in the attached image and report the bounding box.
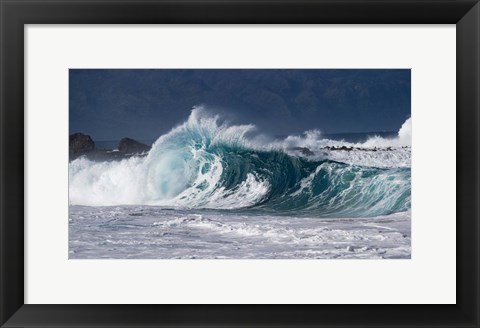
[69,205,411,259]
[323,148,411,168]
[280,116,411,150]
[279,116,411,168]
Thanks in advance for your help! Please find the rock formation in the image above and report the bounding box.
[117,138,151,154]
[69,133,95,156]
[69,133,151,161]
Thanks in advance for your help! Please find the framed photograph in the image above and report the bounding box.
[68,68,412,260]
[1,0,479,327]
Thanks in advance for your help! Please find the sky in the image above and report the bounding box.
[69,69,411,141]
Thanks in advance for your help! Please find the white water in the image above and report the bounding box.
[69,205,411,259]
[281,117,411,168]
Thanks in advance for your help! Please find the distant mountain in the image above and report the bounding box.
[70,69,410,141]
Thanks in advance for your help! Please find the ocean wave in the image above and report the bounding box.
[69,107,411,217]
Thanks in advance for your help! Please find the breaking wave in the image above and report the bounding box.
[69,107,411,217]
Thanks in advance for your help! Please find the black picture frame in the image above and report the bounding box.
[1,0,479,327]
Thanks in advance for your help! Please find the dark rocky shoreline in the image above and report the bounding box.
[69,133,151,161]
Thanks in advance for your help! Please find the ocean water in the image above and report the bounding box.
[69,107,411,259]
[69,207,410,259]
